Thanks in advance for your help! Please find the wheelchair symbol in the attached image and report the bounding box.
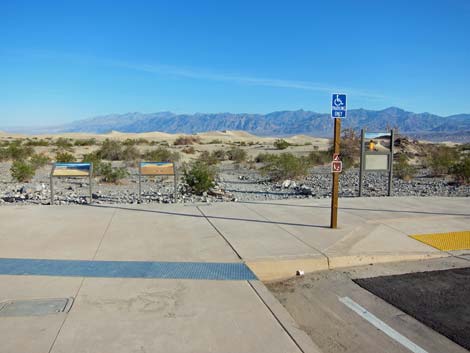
[333,94,344,108]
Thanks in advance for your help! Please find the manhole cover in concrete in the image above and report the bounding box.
[0,298,74,317]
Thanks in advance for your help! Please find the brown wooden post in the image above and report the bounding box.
[330,118,341,229]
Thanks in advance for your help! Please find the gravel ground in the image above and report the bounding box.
[0,161,469,205]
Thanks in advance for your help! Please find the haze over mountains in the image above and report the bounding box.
[4,107,470,142]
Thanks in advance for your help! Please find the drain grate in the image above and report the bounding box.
[0,298,74,317]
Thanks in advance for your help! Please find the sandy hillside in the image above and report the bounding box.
[0,129,331,146]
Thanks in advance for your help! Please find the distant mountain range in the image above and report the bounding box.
[4,107,470,142]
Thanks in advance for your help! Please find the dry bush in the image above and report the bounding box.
[425,145,459,176]
[174,136,201,145]
[226,147,247,163]
[143,147,180,162]
[182,146,196,154]
[260,153,311,181]
[10,160,36,182]
[183,161,217,195]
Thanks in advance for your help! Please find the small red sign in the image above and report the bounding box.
[332,161,342,173]
[333,153,341,161]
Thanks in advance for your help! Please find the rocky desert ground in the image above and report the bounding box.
[0,130,469,205]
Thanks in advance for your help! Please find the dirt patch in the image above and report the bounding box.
[354,267,470,351]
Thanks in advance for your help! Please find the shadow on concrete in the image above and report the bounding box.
[238,201,470,217]
[87,204,329,229]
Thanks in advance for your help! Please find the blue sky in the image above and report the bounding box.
[1,0,469,126]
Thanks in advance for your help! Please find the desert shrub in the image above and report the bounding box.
[307,151,330,166]
[82,152,103,175]
[55,151,75,163]
[54,137,74,151]
[274,139,290,150]
[183,162,217,195]
[30,153,50,169]
[450,156,470,183]
[255,153,275,163]
[208,139,223,144]
[0,148,8,161]
[326,131,359,170]
[96,139,123,160]
[143,147,180,162]
[73,138,97,146]
[174,136,201,145]
[261,153,311,181]
[10,160,36,182]
[122,138,149,146]
[24,139,50,147]
[328,128,361,170]
[121,145,140,162]
[5,142,34,160]
[98,162,129,183]
[426,146,459,176]
[394,154,417,180]
[198,151,218,165]
[212,149,226,161]
[96,140,139,162]
[226,147,247,163]
[182,146,196,154]
[82,152,101,164]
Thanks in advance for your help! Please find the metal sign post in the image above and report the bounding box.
[388,129,394,197]
[359,129,365,196]
[330,93,346,229]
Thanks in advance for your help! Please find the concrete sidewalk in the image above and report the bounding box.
[0,197,469,353]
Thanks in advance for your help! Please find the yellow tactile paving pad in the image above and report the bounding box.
[410,231,470,251]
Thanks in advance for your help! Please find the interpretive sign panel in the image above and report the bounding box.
[140,162,175,176]
[139,162,177,201]
[52,163,92,176]
[359,130,394,196]
[365,153,390,171]
[50,163,93,204]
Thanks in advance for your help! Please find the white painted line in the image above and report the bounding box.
[339,296,428,353]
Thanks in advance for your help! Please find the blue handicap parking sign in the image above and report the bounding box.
[331,94,347,118]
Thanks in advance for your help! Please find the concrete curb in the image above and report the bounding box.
[246,257,329,282]
[327,252,448,270]
[247,252,448,282]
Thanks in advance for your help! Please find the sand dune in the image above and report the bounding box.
[0,129,331,147]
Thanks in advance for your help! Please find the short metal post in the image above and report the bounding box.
[138,162,142,202]
[358,129,365,197]
[173,163,178,201]
[88,168,92,204]
[50,173,54,205]
[388,129,394,197]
